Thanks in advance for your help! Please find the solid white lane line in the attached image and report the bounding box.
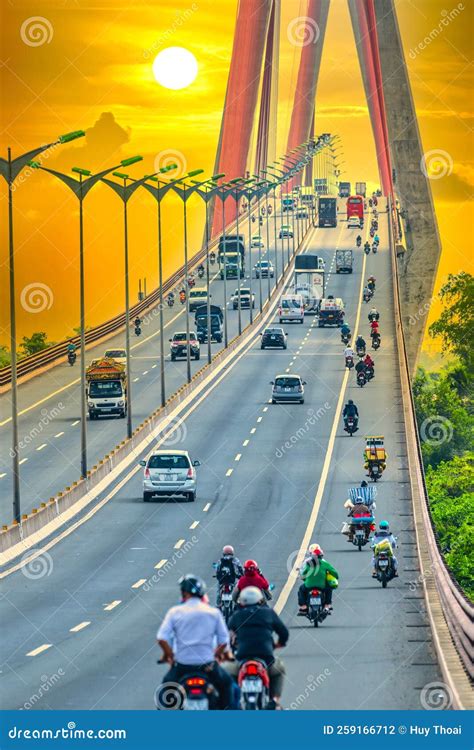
[71,420,79,426]
[242,440,250,447]
[36,443,47,451]
[54,432,64,438]
[190,521,199,530]
[131,578,147,589]
[19,458,28,465]
[26,644,52,657]
[203,503,211,512]
[155,559,168,570]
[174,539,185,550]
[226,469,233,477]
[235,454,242,462]
[274,249,368,616]
[70,621,91,633]
[104,600,122,611]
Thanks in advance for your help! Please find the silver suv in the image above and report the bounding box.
[140,450,200,502]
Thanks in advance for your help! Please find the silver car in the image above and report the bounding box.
[140,450,200,502]
[270,374,306,404]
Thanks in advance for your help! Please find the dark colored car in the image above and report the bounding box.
[260,327,287,350]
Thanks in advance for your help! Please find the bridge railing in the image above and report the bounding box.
[389,197,473,706]
[0,211,246,388]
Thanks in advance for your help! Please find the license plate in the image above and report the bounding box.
[221,594,232,602]
[379,560,389,568]
[355,530,364,537]
[270,336,276,340]
[310,597,321,605]
[102,408,113,412]
[241,679,262,693]
[184,698,208,710]
[285,387,291,392]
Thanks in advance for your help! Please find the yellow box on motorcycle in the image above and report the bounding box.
[326,573,338,589]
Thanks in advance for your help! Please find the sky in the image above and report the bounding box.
[0,0,472,353]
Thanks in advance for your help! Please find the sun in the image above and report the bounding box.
[152,47,198,90]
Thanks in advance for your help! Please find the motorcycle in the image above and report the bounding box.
[219,584,234,624]
[356,236,362,248]
[372,244,378,254]
[154,667,218,710]
[350,520,373,550]
[197,267,205,279]
[363,291,371,303]
[167,296,174,307]
[210,253,216,265]
[344,415,358,436]
[187,276,196,288]
[238,659,271,710]
[365,365,375,381]
[179,294,186,305]
[345,355,354,370]
[364,245,370,255]
[305,587,329,628]
[368,311,379,322]
[341,332,351,345]
[67,350,76,366]
[134,320,142,337]
[370,228,375,238]
[357,369,367,388]
[372,333,381,350]
[374,550,395,588]
[368,461,383,482]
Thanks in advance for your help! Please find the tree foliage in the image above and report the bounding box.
[19,332,51,357]
[429,272,474,372]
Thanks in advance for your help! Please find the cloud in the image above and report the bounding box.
[51,112,131,171]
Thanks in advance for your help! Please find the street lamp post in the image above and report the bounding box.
[255,178,272,304]
[242,180,256,324]
[0,130,85,521]
[30,156,134,479]
[172,170,204,383]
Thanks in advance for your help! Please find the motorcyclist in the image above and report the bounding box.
[341,322,351,338]
[356,234,362,247]
[355,358,366,376]
[364,241,370,254]
[368,307,379,322]
[67,341,76,354]
[367,276,376,292]
[355,335,366,353]
[343,399,358,428]
[179,289,186,303]
[371,521,398,577]
[374,234,379,245]
[344,346,354,368]
[363,285,372,301]
[298,546,339,614]
[370,319,380,337]
[232,560,270,603]
[197,263,204,276]
[364,353,375,379]
[134,316,141,329]
[215,545,243,605]
[225,587,289,709]
[346,495,373,543]
[210,251,216,264]
[156,574,233,710]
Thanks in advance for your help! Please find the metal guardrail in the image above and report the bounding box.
[389,197,473,704]
[0,212,245,387]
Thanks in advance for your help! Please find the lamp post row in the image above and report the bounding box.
[2,133,331,522]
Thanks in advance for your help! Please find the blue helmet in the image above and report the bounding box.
[379,520,389,530]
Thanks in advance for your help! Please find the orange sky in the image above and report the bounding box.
[0,0,472,353]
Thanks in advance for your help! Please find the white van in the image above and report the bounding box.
[279,294,305,324]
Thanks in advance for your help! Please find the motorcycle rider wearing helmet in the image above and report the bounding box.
[364,353,375,378]
[371,521,398,577]
[345,495,373,543]
[355,334,366,351]
[355,358,366,375]
[157,574,233,710]
[368,307,379,322]
[232,560,270,603]
[344,345,354,362]
[343,399,359,429]
[298,546,339,614]
[364,241,370,252]
[215,545,243,605]
[341,322,351,338]
[224,587,289,709]
[370,319,380,336]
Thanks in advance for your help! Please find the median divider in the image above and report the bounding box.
[0,224,315,568]
[388,196,473,709]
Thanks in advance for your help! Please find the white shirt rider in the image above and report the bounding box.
[344,346,354,359]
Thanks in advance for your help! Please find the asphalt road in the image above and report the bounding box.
[0,202,440,710]
[0,206,304,521]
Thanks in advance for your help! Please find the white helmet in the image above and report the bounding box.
[239,586,264,606]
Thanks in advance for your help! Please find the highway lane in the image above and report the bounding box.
[0,205,440,709]
[0,206,301,521]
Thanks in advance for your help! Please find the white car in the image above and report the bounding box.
[251,234,264,248]
[140,450,200,502]
[347,215,361,229]
[279,294,304,324]
[103,348,127,365]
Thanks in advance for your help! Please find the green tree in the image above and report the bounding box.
[429,272,474,371]
[0,345,10,368]
[413,367,474,467]
[19,332,51,357]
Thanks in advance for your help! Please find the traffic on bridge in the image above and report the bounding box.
[0,1,471,748]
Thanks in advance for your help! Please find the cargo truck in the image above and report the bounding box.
[339,182,351,198]
[294,255,325,313]
[355,182,366,197]
[218,251,244,279]
[86,357,127,419]
[300,186,315,209]
[336,249,354,274]
[195,304,224,343]
[318,196,337,227]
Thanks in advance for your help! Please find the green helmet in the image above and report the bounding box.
[379,520,389,530]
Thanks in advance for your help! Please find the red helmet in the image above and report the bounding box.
[244,559,258,573]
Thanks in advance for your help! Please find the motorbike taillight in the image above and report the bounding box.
[245,664,259,676]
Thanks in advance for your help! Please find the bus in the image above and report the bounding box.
[346,195,364,221]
